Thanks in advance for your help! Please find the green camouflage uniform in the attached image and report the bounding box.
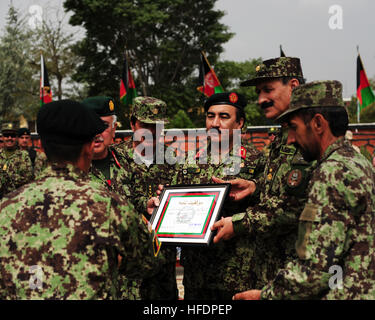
[118,96,178,300]
[233,57,316,289]
[0,147,33,197]
[33,151,48,178]
[0,163,164,299]
[83,96,141,299]
[176,138,260,299]
[259,80,375,299]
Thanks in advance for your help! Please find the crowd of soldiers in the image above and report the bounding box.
[0,56,374,300]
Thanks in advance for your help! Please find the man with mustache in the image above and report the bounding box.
[234,81,375,300]
[0,123,33,198]
[212,57,317,291]
[174,92,260,300]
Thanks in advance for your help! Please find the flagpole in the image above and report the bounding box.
[356,46,360,123]
[201,51,224,90]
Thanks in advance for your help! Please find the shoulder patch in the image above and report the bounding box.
[286,169,303,188]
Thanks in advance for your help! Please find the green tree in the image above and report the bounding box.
[64,0,233,128]
[29,8,83,101]
[0,5,38,122]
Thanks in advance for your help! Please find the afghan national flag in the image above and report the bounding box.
[280,45,286,57]
[120,56,137,106]
[197,51,224,97]
[40,54,52,106]
[357,54,375,111]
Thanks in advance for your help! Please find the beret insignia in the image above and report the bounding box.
[109,100,114,111]
[229,92,238,104]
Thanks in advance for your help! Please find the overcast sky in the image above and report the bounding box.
[1,0,374,98]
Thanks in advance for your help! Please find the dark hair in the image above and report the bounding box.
[281,76,306,85]
[295,107,348,137]
[130,115,137,126]
[41,138,84,163]
[235,108,246,128]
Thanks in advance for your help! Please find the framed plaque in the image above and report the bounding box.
[150,184,230,246]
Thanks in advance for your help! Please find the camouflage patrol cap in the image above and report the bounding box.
[37,100,107,145]
[241,57,303,87]
[1,122,17,134]
[81,96,116,117]
[277,80,345,121]
[131,96,168,123]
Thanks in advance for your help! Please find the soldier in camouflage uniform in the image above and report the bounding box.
[174,92,260,299]
[82,96,142,299]
[212,57,317,291]
[0,123,33,198]
[118,96,178,300]
[234,81,375,300]
[0,100,164,299]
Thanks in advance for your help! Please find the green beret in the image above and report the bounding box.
[81,96,116,117]
[277,80,345,121]
[241,57,303,87]
[37,100,107,145]
[18,127,31,136]
[131,96,168,124]
[1,122,17,134]
[204,92,247,112]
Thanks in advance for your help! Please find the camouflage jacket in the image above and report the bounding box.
[89,145,140,300]
[261,138,375,300]
[232,127,317,288]
[118,137,178,300]
[0,147,33,197]
[89,144,132,200]
[33,151,48,178]
[174,138,261,299]
[0,163,164,300]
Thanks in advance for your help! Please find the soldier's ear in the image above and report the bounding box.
[289,78,299,90]
[311,114,327,135]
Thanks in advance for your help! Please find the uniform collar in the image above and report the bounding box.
[40,162,88,181]
[319,137,347,163]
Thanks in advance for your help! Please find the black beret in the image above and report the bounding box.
[18,127,31,136]
[37,100,107,145]
[81,96,116,117]
[204,92,247,112]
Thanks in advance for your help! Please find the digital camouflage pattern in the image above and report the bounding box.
[131,96,168,124]
[0,148,33,198]
[278,80,344,120]
[261,139,375,299]
[33,151,48,178]
[174,138,260,299]
[119,137,178,300]
[89,144,141,300]
[0,163,164,299]
[232,128,317,290]
[241,57,304,87]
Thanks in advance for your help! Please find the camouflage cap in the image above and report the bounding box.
[241,57,303,87]
[1,122,17,134]
[277,80,345,121]
[131,96,168,124]
[82,96,116,117]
